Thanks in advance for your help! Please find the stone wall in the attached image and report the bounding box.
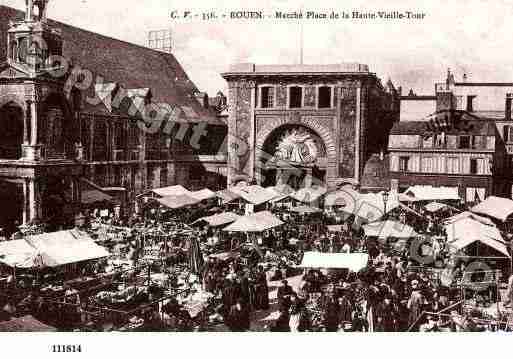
[339,86,357,178]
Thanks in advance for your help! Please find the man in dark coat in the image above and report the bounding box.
[277,280,295,310]
[226,300,250,332]
[376,296,397,332]
[254,267,270,310]
[337,293,353,329]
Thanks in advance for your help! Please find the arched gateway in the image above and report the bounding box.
[255,117,337,189]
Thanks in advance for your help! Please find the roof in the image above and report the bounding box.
[190,189,216,201]
[0,229,110,268]
[224,63,370,75]
[291,186,327,204]
[229,185,278,206]
[223,211,284,232]
[216,189,242,204]
[152,185,191,197]
[403,186,460,202]
[81,189,114,205]
[424,202,449,213]
[0,6,221,124]
[391,110,496,136]
[471,196,513,222]
[0,316,56,332]
[445,217,509,257]
[156,194,200,210]
[298,252,369,272]
[444,211,495,227]
[362,220,418,239]
[192,212,241,227]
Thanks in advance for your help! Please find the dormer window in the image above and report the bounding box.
[289,86,302,108]
[260,86,274,108]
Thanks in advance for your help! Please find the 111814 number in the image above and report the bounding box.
[51,345,82,353]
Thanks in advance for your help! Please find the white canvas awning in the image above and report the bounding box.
[0,230,110,268]
[298,252,369,272]
[230,185,278,205]
[471,196,513,222]
[192,212,241,227]
[223,211,284,232]
[190,189,216,201]
[445,211,496,227]
[152,185,192,197]
[402,185,460,202]
[156,194,200,209]
[291,186,327,204]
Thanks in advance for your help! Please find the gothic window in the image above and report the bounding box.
[17,37,28,64]
[289,86,302,108]
[318,86,332,108]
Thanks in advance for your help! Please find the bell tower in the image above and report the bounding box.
[6,0,62,75]
[0,0,84,232]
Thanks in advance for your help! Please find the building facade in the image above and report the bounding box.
[388,111,507,202]
[221,63,400,191]
[0,3,227,234]
[389,69,513,201]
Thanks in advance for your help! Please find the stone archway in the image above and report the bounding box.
[255,116,337,187]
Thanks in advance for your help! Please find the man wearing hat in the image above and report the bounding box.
[277,280,295,310]
[407,279,425,328]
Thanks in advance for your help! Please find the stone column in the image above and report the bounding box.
[30,100,38,146]
[23,106,30,145]
[22,179,29,224]
[27,178,41,223]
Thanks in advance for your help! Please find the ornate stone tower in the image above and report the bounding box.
[0,0,84,233]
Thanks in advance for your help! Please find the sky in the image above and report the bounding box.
[4,0,513,98]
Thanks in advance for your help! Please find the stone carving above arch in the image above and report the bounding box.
[255,115,338,167]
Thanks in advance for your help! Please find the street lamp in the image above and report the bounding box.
[382,191,390,218]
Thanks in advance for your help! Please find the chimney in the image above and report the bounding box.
[506,93,512,121]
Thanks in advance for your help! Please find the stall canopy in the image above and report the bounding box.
[401,185,460,202]
[230,185,278,205]
[445,217,510,257]
[444,211,495,227]
[190,189,216,201]
[80,179,116,206]
[424,202,449,213]
[298,252,369,272]
[216,189,242,204]
[156,194,200,209]
[324,185,360,208]
[292,186,327,204]
[471,196,513,222]
[362,220,418,239]
[289,205,322,214]
[192,212,242,227]
[266,184,295,195]
[223,211,284,232]
[353,192,400,222]
[151,185,192,197]
[0,229,110,269]
[0,315,57,332]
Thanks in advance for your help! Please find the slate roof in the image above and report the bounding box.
[390,110,497,136]
[0,5,222,125]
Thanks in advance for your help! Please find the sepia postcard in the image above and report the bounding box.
[0,0,512,357]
